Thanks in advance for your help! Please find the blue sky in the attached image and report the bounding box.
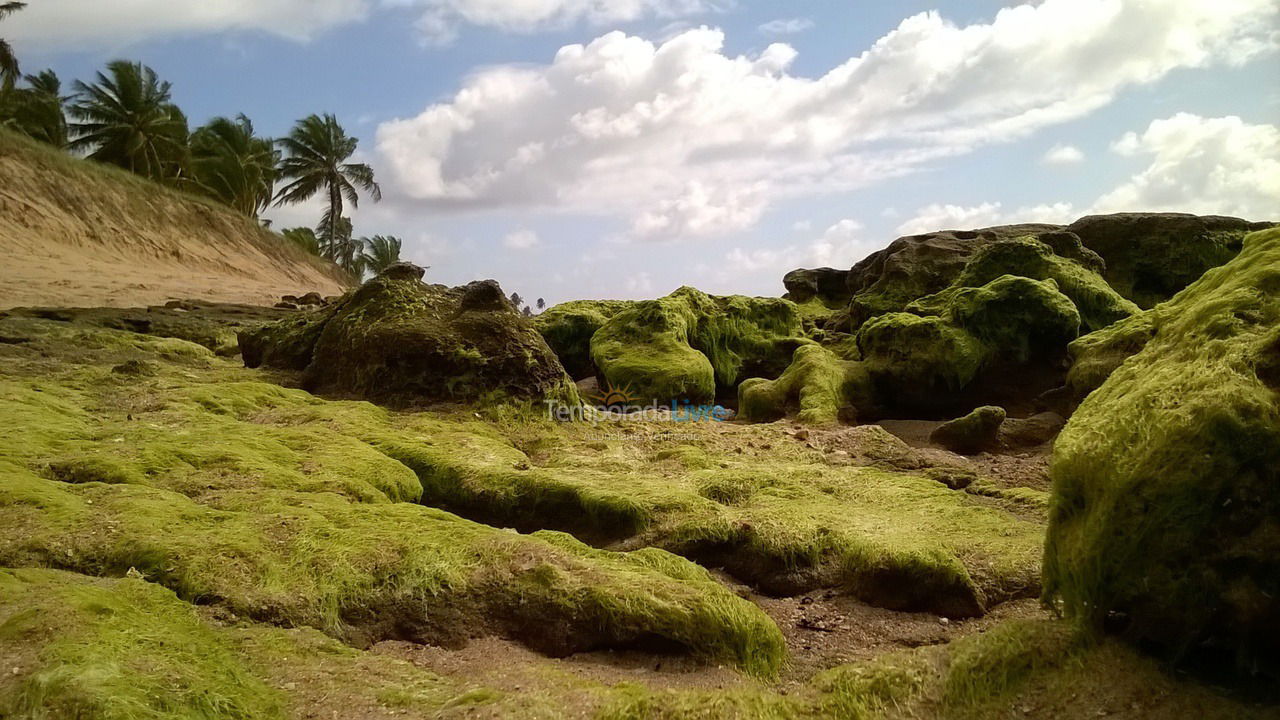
[9,0,1279,305]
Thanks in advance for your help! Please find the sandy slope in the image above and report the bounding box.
[0,130,350,309]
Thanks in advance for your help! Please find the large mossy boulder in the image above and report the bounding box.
[1067,213,1273,308]
[240,263,578,406]
[1044,227,1280,672]
[533,299,632,380]
[931,406,1006,455]
[949,237,1138,332]
[1063,310,1157,398]
[843,224,1062,331]
[855,313,987,410]
[590,287,804,404]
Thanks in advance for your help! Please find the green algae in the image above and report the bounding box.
[534,299,633,380]
[1044,227,1280,669]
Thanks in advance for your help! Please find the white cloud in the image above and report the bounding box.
[1094,113,1280,218]
[896,202,1078,235]
[791,220,813,232]
[895,113,1280,234]
[726,218,875,278]
[6,0,371,47]
[377,0,1278,241]
[759,18,813,35]
[1042,144,1085,165]
[502,229,541,249]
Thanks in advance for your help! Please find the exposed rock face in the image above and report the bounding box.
[590,287,805,404]
[782,267,852,307]
[1044,226,1280,674]
[1066,213,1273,308]
[239,263,578,406]
[930,406,1006,454]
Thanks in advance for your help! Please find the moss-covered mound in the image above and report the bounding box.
[1044,227,1280,671]
[533,299,632,380]
[931,406,1006,455]
[1064,309,1156,398]
[949,237,1139,333]
[855,313,986,410]
[1067,213,1273,308]
[0,568,283,719]
[240,263,578,406]
[738,344,870,424]
[842,224,1062,331]
[590,287,804,404]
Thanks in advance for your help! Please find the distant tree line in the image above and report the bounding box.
[0,2,401,279]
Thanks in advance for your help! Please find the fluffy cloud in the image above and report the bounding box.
[1042,144,1085,165]
[896,202,1077,235]
[758,18,813,36]
[725,219,875,277]
[377,0,1278,240]
[1094,113,1280,218]
[502,229,541,249]
[5,0,370,46]
[899,113,1280,234]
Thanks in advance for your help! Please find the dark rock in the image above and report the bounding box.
[240,265,577,406]
[930,406,1006,454]
[281,295,301,305]
[274,302,297,310]
[458,279,510,312]
[1067,213,1274,308]
[783,267,852,306]
[1000,411,1066,448]
[298,292,324,306]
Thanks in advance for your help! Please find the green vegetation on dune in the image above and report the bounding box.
[1045,227,1280,670]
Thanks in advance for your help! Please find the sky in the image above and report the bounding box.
[8,0,1280,305]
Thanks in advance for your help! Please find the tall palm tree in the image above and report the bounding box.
[274,114,380,268]
[359,235,402,276]
[191,114,277,217]
[1,69,69,147]
[317,215,357,272]
[0,2,26,92]
[70,60,189,183]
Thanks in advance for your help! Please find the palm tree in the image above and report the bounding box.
[191,114,277,217]
[317,215,357,272]
[359,235,402,276]
[0,69,69,147]
[69,60,189,183]
[274,114,380,266]
[0,2,26,92]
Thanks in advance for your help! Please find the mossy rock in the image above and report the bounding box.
[738,344,871,424]
[911,275,1082,365]
[590,287,804,404]
[930,406,1006,455]
[533,299,632,380]
[843,224,1063,331]
[1064,309,1157,398]
[856,313,987,410]
[1044,227,1280,673]
[1067,213,1273,308]
[0,568,284,719]
[783,267,852,308]
[950,237,1138,333]
[240,264,579,406]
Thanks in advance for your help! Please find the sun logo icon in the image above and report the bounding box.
[590,379,638,410]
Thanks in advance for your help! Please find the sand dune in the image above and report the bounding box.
[0,130,349,310]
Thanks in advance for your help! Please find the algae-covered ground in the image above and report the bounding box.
[1,313,1273,719]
